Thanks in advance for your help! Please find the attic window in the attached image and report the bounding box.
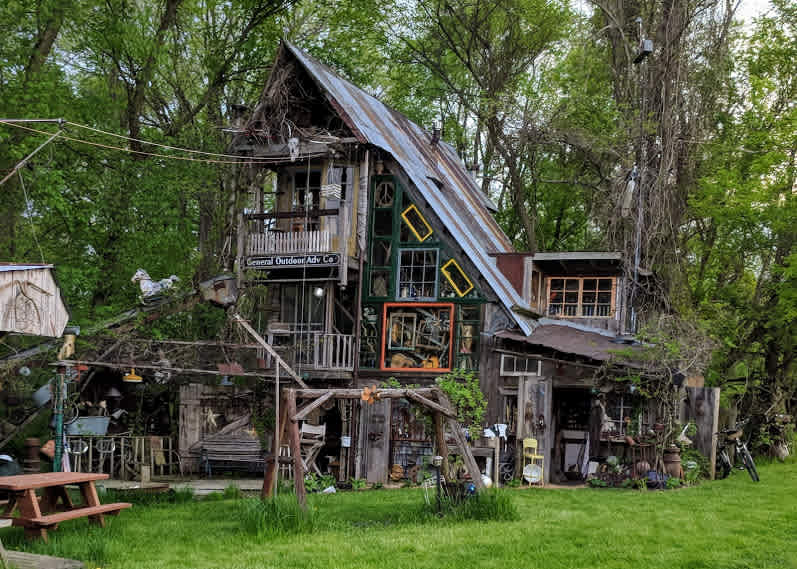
[401,204,433,242]
[440,259,474,297]
[547,277,616,318]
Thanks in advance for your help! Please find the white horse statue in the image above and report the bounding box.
[131,269,180,298]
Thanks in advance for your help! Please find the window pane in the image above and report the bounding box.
[373,210,392,236]
[370,271,390,297]
[583,279,597,291]
[597,292,611,304]
[550,279,564,290]
[582,292,596,304]
[566,279,580,291]
[598,279,613,291]
[565,292,579,303]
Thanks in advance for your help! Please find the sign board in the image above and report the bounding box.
[247,253,340,269]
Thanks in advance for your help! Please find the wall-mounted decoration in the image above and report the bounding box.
[440,259,474,297]
[381,303,453,372]
[400,204,433,242]
[374,180,395,207]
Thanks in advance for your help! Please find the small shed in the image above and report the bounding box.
[0,263,69,338]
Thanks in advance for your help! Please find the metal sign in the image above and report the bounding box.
[247,253,340,268]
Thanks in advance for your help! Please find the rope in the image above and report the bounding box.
[18,170,46,263]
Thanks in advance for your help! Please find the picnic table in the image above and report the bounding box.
[0,472,131,542]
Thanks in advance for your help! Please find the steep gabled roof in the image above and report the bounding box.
[281,41,535,335]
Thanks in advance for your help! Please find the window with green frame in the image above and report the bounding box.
[454,305,480,370]
[361,175,485,371]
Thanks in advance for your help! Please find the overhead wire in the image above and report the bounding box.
[0,120,320,165]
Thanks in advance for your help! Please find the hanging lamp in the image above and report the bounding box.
[123,368,142,383]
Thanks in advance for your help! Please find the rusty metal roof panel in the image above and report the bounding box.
[285,42,532,334]
[495,326,630,362]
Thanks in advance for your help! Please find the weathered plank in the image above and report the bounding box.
[405,391,456,418]
[232,314,308,388]
[285,390,307,509]
[295,388,438,399]
[293,392,334,421]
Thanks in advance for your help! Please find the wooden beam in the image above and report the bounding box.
[295,388,438,400]
[285,390,307,509]
[405,391,456,418]
[437,391,484,491]
[51,360,270,379]
[245,208,339,220]
[293,392,334,421]
[232,314,308,388]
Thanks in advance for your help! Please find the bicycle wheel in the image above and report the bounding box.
[741,447,760,482]
[716,451,732,479]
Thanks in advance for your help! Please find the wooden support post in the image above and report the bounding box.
[433,412,450,480]
[263,388,288,498]
[285,390,307,509]
[436,390,484,491]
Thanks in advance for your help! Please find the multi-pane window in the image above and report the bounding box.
[547,277,615,318]
[499,354,542,376]
[397,249,438,300]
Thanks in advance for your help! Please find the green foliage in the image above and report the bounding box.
[349,477,367,490]
[303,473,336,493]
[238,495,317,538]
[435,369,486,440]
[421,489,518,522]
[588,478,608,488]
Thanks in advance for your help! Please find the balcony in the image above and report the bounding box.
[248,229,332,256]
[264,331,356,373]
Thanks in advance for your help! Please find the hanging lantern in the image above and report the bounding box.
[123,368,142,383]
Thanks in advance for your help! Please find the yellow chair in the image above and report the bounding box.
[522,438,545,486]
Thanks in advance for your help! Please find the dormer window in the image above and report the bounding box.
[547,277,616,318]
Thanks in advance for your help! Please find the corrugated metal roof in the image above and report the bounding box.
[284,42,534,335]
[496,325,642,363]
[0,263,54,272]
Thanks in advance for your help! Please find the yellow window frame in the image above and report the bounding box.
[400,204,433,242]
[441,259,475,297]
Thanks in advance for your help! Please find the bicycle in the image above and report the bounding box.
[715,420,759,482]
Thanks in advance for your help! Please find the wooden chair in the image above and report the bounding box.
[299,423,326,475]
[522,438,545,486]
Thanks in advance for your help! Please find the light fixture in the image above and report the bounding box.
[313,286,325,298]
[123,368,142,383]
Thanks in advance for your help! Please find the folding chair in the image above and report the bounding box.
[299,423,326,475]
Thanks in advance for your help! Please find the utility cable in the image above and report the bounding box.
[0,121,321,165]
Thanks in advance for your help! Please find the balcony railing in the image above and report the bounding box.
[247,229,332,256]
[264,331,355,372]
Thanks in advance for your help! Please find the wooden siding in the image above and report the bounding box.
[0,268,68,337]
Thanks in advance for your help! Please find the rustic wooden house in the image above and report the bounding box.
[0,263,69,338]
[218,41,701,485]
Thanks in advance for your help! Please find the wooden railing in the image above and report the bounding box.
[247,230,332,255]
[65,435,182,480]
[264,332,355,372]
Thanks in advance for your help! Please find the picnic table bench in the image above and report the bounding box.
[0,472,130,542]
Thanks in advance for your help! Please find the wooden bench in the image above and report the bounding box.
[17,503,131,529]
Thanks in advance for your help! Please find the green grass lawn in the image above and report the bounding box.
[2,461,796,569]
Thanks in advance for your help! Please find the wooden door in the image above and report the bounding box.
[358,399,391,483]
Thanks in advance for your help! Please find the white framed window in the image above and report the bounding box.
[397,248,438,300]
[500,354,542,377]
[546,277,616,318]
